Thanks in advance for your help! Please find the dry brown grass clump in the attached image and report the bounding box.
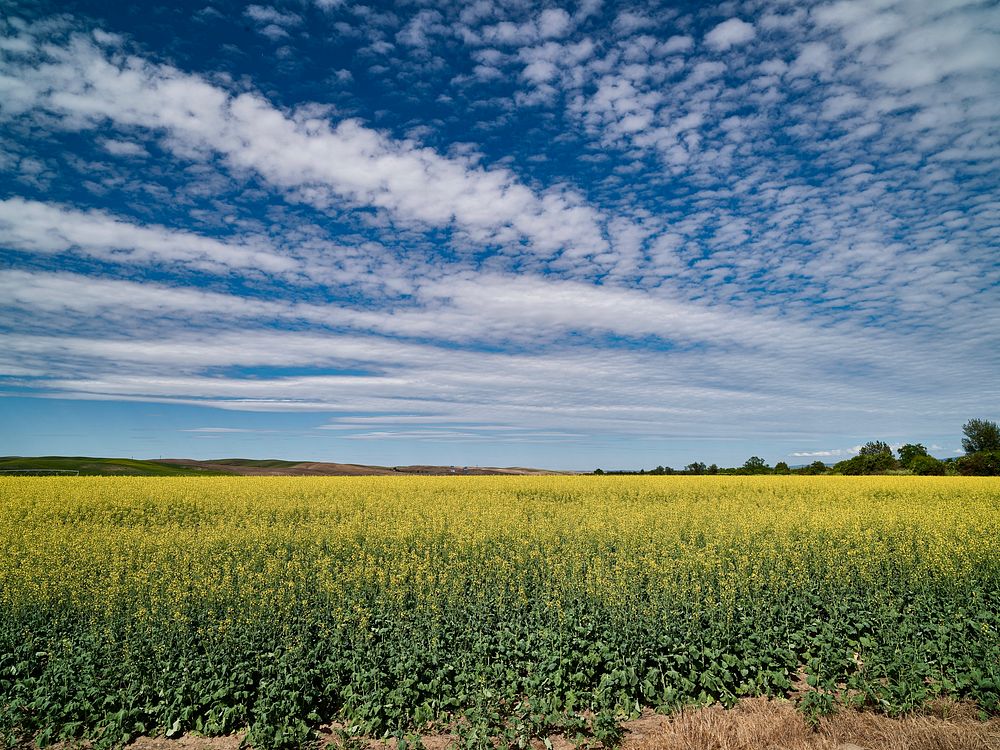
[623,698,1000,750]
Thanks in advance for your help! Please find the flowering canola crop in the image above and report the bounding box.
[1,476,998,748]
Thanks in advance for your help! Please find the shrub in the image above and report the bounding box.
[955,451,1000,476]
[909,454,946,475]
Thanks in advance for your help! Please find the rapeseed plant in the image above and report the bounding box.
[0,476,997,748]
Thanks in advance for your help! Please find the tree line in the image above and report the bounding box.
[593,418,1000,477]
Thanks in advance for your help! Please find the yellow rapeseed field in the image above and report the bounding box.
[1,476,998,748]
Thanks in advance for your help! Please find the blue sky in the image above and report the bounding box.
[0,0,997,470]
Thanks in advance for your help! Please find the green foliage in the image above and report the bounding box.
[962,419,1000,454]
[773,462,790,475]
[740,456,769,474]
[797,461,828,475]
[958,419,1000,476]
[955,451,1000,477]
[897,443,929,469]
[835,442,898,475]
[858,441,893,458]
[799,660,837,728]
[910,455,946,476]
[833,458,863,475]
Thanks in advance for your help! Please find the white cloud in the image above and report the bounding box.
[6,267,993,414]
[244,5,302,27]
[0,198,298,274]
[492,0,999,357]
[0,29,608,258]
[181,427,259,433]
[538,9,572,39]
[474,7,574,47]
[243,5,303,42]
[686,60,726,85]
[6,314,987,448]
[613,12,654,36]
[396,10,446,48]
[477,21,526,45]
[704,18,756,51]
[100,138,148,157]
[256,24,290,41]
[789,41,832,77]
[575,0,603,23]
[661,35,694,54]
[0,270,295,324]
[521,59,558,84]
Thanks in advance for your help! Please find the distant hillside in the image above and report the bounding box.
[0,456,570,477]
[0,456,232,476]
[156,458,570,476]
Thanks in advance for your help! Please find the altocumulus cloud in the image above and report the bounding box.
[0,1,997,468]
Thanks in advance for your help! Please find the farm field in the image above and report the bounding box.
[1,476,999,749]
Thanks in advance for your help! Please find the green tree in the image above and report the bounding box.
[910,454,946,475]
[685,461,706,475]
[807,460,827,474]
[707,463,719,474]
[955,451,1000,476]
[859,441,893,458]
[795,460,828,475]
[835,441,896,475]
[962,418,1000,454]
[897,443,929,469]
[834,457,864,475]
[741,456,770,474]
[774,461,790,474]
[856,441,897,472]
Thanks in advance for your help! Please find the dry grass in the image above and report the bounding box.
[36,699,994,750]
[622,698,1000,750]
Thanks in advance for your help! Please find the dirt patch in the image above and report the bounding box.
[128,735,245,750]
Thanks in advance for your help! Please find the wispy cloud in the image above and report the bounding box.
[244,4,303,41]
[180,427,261,433]
[0,26,607,260]
[0,199,297,274]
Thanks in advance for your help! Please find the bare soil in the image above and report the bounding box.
[115,699,999,750]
